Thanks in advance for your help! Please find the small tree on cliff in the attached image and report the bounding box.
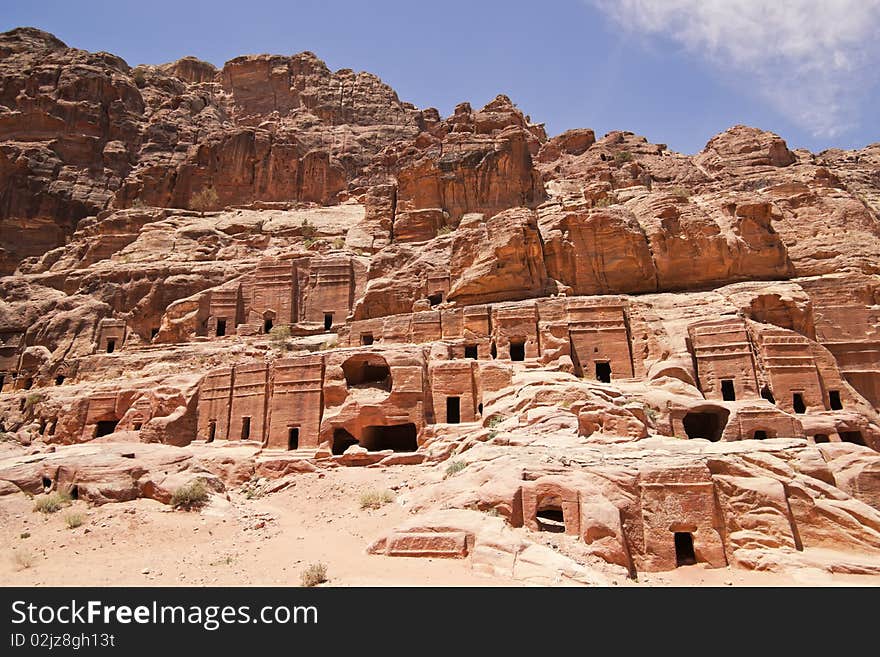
[190,187,220,217]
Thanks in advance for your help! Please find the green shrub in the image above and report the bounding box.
[300,218,317,239]
[33,492,71,514]
[268,325,291,350]
[300,562,327,587]
[170,480,209,510]
[486,416,504,428]
[593,196,613,208]
[667,186,690,200]
[615,150,633,164]
[436,224,454,236]
[444,460,467,478]
[359,489,395,510]
[332,237,345,249]
[24,393,44,412]
[64,512,85,529]
[19,532,30,539]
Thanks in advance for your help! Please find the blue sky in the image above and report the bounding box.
[3,0,878,154]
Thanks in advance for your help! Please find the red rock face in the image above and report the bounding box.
[3,28,880,582]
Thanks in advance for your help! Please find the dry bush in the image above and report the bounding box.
[170,480,209,510]
[300,562,327,587]
[359,489,395,510]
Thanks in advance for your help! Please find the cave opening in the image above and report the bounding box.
[536,506,566,533]
[55,375,65,386]
[839,431,865,446]
[94,420,118,437]
[596,361,612,383]
[446,396,461,424]
[324,313,333,331]
[510,340,525,362]
[216,319,226,337]
[829,390,843,410]
[721,379,736,401]
[682,407,728,441]
[106,339,116,354]
[360,423,418,452]
[341,355,391,390]
[41,476,51,491]
[240,416,251,440]
[753,430,768,440]
[264,318,273,333]
[332,428,359,455]
[207,420,216,442]
[427,292,442,306]
[761,386,775,404]
[793,393,806,414]
[674,532,697,566]
[464,344,478,359]
[288,427,299,450]
[813,433,829,444]
[360,333,374,346]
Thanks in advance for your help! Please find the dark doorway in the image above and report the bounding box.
[839,431,865,446]
[682,408,728,441]
[536,506,566,533]
[464,344,478,359]
[55,375,65,386]
[216,319,226,337]
[240,416,251,440]
[288,427,299,450]
[478,402,483,415]
[68,484,79,501]
[753,430,768,440]
[510,340,525,362]
[360,333,374,346]
[674,532,697,566]
[106,339,116,354]
[813,433,830,444]
[360,423,418,452]
[829,390,843,410]
[446,396,461,424]
[324,313,333,331]
[721,379,736,401]
[151,328,159,339]
[427,292,442,306]
[761,386,776,404]
[133,422,142,431]
[793,393,806,414]
[207,420,216,443]
[332,428,359,455]
[95,420,118,437]
[0,374,4,390]
[490,342,498,359]
[264,318,273,333]
[596,361,612,383]
[41,476,51,490]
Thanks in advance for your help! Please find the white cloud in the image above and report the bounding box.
[591,0,880,137]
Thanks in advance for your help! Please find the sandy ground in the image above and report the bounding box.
[1,466,879,588]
